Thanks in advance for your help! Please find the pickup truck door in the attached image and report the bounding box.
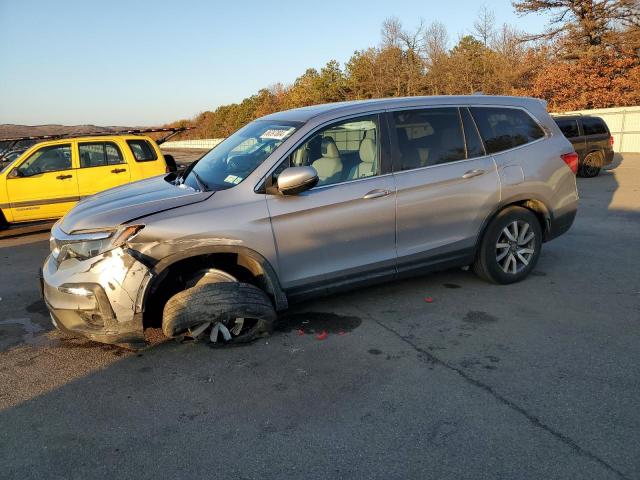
[5,143,79,222]
[76,141,131,198]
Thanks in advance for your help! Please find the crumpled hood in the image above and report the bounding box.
[60,175,214,233]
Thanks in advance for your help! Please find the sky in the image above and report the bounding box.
[0,0,550,126]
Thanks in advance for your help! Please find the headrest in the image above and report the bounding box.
[321,137,340,158]
[359,138,376,164]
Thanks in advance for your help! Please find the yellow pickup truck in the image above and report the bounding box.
[0,132,179,226]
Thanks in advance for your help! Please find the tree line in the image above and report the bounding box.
[172,0,640,139]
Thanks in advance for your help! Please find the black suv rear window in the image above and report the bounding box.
[470,107,545,154]
[127,140,157,162]
[554,118,579,138]
[582,117,608,136]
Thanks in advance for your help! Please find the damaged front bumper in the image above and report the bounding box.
[42,247,152,348]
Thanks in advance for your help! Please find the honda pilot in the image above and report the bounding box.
[42,96,579,348]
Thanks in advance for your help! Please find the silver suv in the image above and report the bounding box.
[42,96,579,347]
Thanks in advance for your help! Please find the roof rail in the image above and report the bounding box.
[0,126,193,143]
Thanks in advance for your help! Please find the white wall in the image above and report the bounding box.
[556,106,640,153]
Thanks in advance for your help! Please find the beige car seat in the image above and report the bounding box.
[312,137,342,185]
[348,137,377,179]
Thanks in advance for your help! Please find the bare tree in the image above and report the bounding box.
[474,5,496,46]
[513,0,640,47]
[381,17,404,47]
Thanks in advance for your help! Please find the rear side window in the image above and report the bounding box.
[127,140,157,162]
[79,142,124,168]
[392,107,466,171]
[470,107,545,154]
[554,118,580,138]
[582,117,608,136]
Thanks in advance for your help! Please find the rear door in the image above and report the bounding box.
[390,107,500,271]
[6,143,79,222]
[555,117,585,159]
[76,141,131,198]
[265,113,397,293]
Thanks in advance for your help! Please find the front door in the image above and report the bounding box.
[389,107,500,271]
[265,114,397,293]
[76,141,131,198]
[6,143,79,222]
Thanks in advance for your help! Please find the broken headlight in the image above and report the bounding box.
[51,225,143,262]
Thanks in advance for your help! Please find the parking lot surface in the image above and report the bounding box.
[0,155,638,480]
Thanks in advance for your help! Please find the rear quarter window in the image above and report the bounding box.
[127,139,158,162]
[581,117,608,136]
[470,107,545,154]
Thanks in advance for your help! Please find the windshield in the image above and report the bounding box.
[183,119,301,191]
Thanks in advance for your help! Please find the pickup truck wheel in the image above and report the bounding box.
[473,206,542,284]
[578,151,602,178]
[162,282,276,344]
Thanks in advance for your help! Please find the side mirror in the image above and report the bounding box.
[277,166,318,195]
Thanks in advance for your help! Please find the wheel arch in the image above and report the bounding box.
[475,195,552,253]
[139,245,287,329]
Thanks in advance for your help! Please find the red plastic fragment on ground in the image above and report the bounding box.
[316,330,328,340]
[424,297,434,303]
[338,330,345,336]
[297,329,305,336]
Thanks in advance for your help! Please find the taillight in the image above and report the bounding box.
[610,136,614,146]
[561,152,579,174]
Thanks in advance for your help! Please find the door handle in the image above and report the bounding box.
[363,189,391,200]
[462,169,486,179]
[111,168,127,174]
[56,174,72,180]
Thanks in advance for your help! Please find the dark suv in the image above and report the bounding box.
[552,115,614,177]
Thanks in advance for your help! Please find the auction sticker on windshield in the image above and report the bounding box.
[260,128,295,140]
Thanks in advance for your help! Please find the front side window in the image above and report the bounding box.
[470,107,545,154]
[184,120,301,191]
[16,144,71,176]
[582,117,607,136]
[79,142,124,168]
[554,118,580,138]
[393,108,465,171]
[127,140,157,162]
[282,115,380,187]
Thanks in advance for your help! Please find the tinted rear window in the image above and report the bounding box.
[582,117,608,136]
[554,118,580,138]
[392,107,466,170]
[470,107,545,154]
[127,140,157,162]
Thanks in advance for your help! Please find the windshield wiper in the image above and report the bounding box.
[191,170,209,192]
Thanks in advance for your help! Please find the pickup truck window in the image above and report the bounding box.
[79,142,124,168]
[127,140,157,162]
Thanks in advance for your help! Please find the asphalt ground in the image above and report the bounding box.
[0,154,638,480]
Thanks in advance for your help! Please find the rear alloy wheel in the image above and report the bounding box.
[473,206,542,284]
[578,151,602,178]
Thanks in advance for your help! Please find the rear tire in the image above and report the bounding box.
[473,206,542,284]
[162,282,276,344]
[578,151,602,178]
